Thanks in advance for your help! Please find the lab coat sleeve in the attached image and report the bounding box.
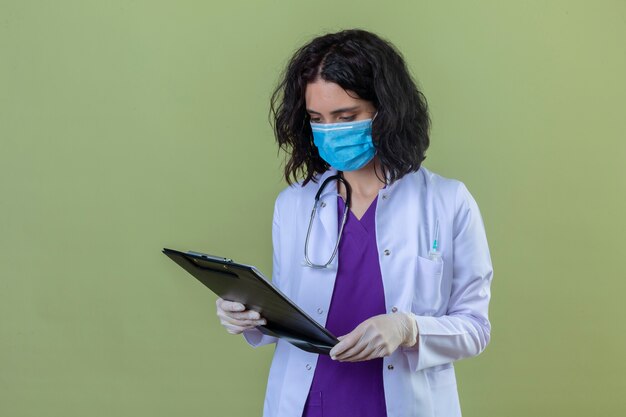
[242,196,281,347]
[401,182,493,371]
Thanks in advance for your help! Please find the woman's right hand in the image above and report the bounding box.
[216,298,267,334]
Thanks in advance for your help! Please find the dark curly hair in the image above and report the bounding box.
[270,29,431,186]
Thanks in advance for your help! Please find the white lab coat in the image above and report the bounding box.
[243,166,493,417]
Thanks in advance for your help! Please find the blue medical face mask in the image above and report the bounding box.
[310,117,376,172]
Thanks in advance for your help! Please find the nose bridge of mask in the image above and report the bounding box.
[311,124,354,133]
[311,121,372,148]
[310,117,373,132]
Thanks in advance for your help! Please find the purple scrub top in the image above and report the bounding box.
[301,195,388,417]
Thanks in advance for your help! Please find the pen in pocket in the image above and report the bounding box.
[428,219,442,262]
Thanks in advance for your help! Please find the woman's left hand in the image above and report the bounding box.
[330,312,419,362]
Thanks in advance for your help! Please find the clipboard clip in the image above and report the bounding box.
[186,250,233,263]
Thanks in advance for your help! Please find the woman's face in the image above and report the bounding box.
[305,79,376,124]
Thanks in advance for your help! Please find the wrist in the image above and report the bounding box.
[400,311,419,348]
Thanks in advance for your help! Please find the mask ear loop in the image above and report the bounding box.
[369,110,388,186]
[371,110,379,143]
[304,112,319,157]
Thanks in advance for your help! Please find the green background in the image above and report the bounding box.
[1,1,625,416]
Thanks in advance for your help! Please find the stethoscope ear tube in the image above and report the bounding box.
[314,172,351,205]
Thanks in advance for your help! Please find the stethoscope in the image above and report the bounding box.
[303,172,352,269]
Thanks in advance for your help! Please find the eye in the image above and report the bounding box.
[339,116,356,121]
[309,117,321,123]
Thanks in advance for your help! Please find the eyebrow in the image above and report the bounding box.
[306,106,361,115]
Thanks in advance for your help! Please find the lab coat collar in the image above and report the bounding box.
[313,166,407,199]
[380,168,407,196]
[314,168,339,187]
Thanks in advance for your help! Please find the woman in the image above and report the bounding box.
[216,29,493,417]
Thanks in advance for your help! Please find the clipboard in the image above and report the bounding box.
[162,248,339,354]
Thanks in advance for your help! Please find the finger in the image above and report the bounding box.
[335,326,380,360]
[225,310,262,321]
[342,344,378,362]
[334,335,370,361]
[228,321,267,332]
[218,310,265,326]
[215,297,229,311]
[330,335,346,355]
[330,330,363,358]
[330,335,352,357]
[344,342,390,362]
[224,324,249,334]
[220,300,246,312]
[220,314,266,328]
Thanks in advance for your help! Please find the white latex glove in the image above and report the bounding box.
[215,298,267,334]
[329,312,419,362]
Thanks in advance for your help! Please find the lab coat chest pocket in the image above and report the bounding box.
[413,255,444,315]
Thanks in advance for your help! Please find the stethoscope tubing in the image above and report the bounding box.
[303,173,352,269]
